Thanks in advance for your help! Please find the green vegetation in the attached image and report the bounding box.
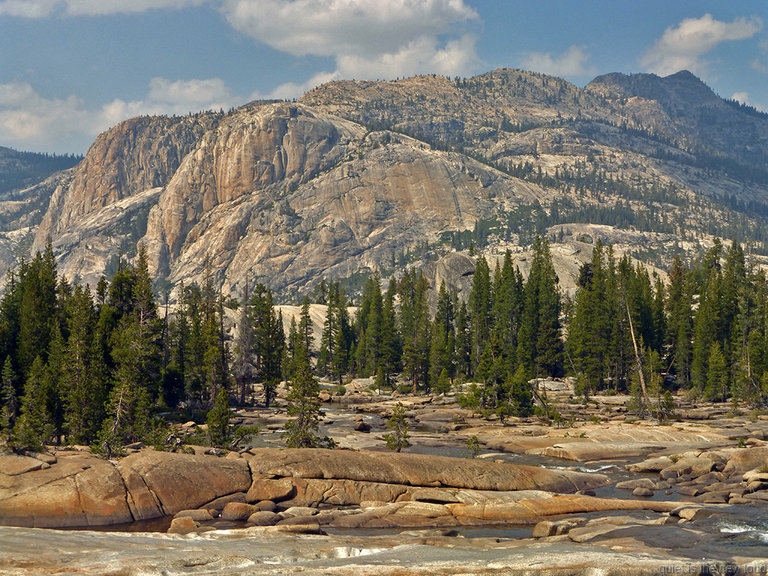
[383,402,410,452]
[0,147,82,197]
[3,230,767,456]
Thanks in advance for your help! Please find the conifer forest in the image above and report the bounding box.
[2,234,768,454]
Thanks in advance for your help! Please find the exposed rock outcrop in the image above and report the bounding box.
[245,447,605,493]
[0,447,620,528]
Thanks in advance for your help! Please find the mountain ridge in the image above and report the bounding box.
[1,67,768,298]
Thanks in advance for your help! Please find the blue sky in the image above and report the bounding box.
[1,0,766,154]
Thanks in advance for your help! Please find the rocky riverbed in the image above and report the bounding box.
[2,386,768,574]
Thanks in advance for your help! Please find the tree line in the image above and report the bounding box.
[2,235,768,454]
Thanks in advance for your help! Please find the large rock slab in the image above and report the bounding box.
[117,451,251,517]
[447,494,680,524]
[2,450,254,528]
[0,455,45,476]
[245,448,608,493]
[721,446,768,476]
[283,477,411,507]
[529,442,664,462]
[0,453,131,528]
[246,477,295,503]
[659,456,714,480]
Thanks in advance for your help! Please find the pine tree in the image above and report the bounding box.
[666,255,692,388]
[429,282,455,390]
[178,283,205,404]
[318,282,352,386]
[283,348,321,448]
[0,356,17,440]
[517,236,563,378]
[379,278,400,387]
[383,402,410,452]
[96,318,153,457]
[17,243,58,377]
[705,342,728,402]
[286,315,299,380]
[317,285,337,377]
[506,364,533,417]
[469,256,492,372]
[252,287,284,407]
[454,300,472,379]
[298,297,314,360]
[206,386,232,447]
[0,271,21,377]
[233,281,255,406]
[13,356,55,451]
[354,276,383,376]
[399,271,431,392]
[45,321,66,443]
[651,274,666,355]
[492,251,524,371]
[61,284,99,443]
[691,270,721,393]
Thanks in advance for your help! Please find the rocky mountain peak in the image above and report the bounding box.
[2,67,768,301]
[586,70,719,109]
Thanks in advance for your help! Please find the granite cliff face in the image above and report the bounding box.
[9,68,768,297]
[32,99,546,295]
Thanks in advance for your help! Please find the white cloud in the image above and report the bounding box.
[0,83,91,150]
[730,91,766,112]
[0,78,238,153]
[146,77,232,109]
[337,34,479,80]
[256,71,339,101]
[221,0,481,96]
[0,0,205,17]
[0,0,58,17]
[752,39,768,73]
[64,0,207,16]
[731,91,751,105]
[641,14,763,78]
[521,45,595,78]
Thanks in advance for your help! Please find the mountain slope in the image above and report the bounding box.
[9,68,768,298]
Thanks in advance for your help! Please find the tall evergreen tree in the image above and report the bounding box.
[492,251,524,372]
[252,286,284,407]
[666,255,692,388]
[517,236,563,378]
[97,318,153,457]
[0,271,21,378]
[13,356,55,451]
[399,270,431,392]
[0,356,17,439]
[62,285,101,443]
[568,241,612,394]
[283,344,321,448]
[379,278,400,387]
[17,241,58,377]
[429,282,455,389]
[469,256,492,372]
[691,269,721,393]
[232,281,255,406]
[454,300,472,379]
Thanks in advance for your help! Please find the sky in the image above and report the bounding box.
[1,0,766,154]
